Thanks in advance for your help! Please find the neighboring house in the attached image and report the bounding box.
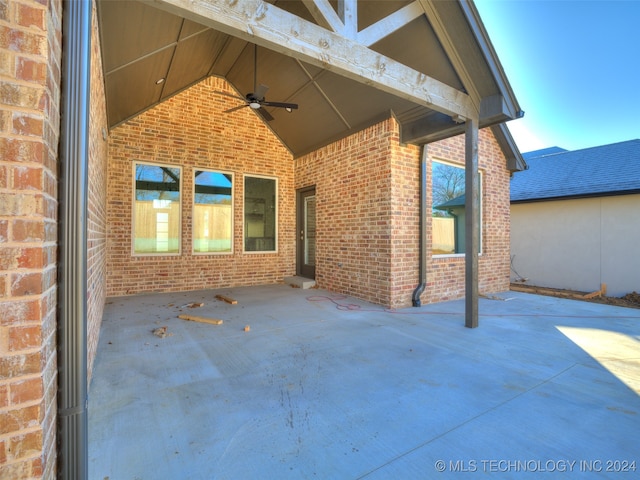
[510,139,640,296]
[1,0,524,477]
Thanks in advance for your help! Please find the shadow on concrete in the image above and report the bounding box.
[89,285,640,479]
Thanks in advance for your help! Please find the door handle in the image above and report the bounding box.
[300,230,304,240]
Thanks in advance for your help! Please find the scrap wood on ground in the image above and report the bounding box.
[152,326,170,338]
[178,314,223,325]
[510,283,640,310]
[215,294,237,305]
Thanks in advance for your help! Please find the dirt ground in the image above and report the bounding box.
[510,284,640,310]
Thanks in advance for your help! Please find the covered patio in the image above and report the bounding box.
[89,285,640,479]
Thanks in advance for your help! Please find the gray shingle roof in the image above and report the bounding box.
[522,146,567,160]
[510,139,640,202]
[434,193,465,210]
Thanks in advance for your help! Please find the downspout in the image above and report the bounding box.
[58,1,91,479]
[412,145,428,306]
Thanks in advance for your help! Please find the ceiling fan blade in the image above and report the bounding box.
[254,84,269,101]
[215,90,246,101]
[224,104,249,113]
[256,108,274,122]
[262,101,298,110]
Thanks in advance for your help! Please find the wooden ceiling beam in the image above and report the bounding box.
[337,0,358,39]
[419,0,481,113]
[150,0,477,120]
[358,1,424,47]
[301,0,344,35]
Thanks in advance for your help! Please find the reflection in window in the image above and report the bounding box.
[194,170,233,253]
[431,161,481,255]
[304,195,316,266]
[133,163,181,254]
[244,176,277,252]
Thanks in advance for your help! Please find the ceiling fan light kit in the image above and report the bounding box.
[215,44,298,121]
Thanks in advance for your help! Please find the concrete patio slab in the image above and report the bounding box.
[88,285,640,479]
[284,276,317,289]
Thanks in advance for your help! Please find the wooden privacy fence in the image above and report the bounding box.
[134,201,232,253]
[432,216,454,254]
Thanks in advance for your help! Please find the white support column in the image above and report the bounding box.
[465,117,479,328]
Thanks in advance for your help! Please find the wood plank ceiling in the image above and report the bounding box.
[98,0,521,157]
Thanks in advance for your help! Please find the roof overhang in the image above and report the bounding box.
[98,0,523,157]
[492,123,527,173]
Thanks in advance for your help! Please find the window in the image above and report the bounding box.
[431,160,482,255]
[193,170,233,254]
[244,175,277,252]
[133,163,181,254]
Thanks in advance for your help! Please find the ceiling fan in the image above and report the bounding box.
[216,44,298,121]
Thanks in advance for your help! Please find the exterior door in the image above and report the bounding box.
[297,187,316,279]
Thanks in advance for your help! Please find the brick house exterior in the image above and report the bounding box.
[1,1,519,478]
[106,76,512,309]
[106,77,295,298]
[1,0,62,477]
[1,1,108,477]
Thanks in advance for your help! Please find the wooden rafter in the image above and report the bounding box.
[151,0,477,120]
[358,1,424,47]
[419,0,480,113]
[301,0,343,34]
[337,0,358,39]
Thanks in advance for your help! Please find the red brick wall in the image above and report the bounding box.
[295,120,511,308]
[87,3,108,382]
[106,76,511,307]
[106,77,295,296]
[0,0,62,477]
[424,128,512,303]
[295,119,397,306]
[389,133,422,307]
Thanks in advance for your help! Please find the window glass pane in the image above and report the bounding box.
[432,161,481,255]
[134,163,181,254]
[194,171,233,253]
[244,176,276,252]
[304,195,316,266]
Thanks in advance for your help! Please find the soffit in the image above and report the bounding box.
[98,0,521,157]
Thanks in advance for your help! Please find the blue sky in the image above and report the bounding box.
[475,0,640,154]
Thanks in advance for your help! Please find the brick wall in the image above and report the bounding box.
[295,120,511,308]
[106,77,295,297]
[0,0,62,478]
[389,132,422,308]
[295,119,398,306]
[106,75,511,308]
[424,128,512,303]
[87,2,108,382]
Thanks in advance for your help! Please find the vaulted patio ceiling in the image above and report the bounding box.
[98,0,522,157]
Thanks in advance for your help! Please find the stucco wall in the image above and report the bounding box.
[510,194,640,296]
